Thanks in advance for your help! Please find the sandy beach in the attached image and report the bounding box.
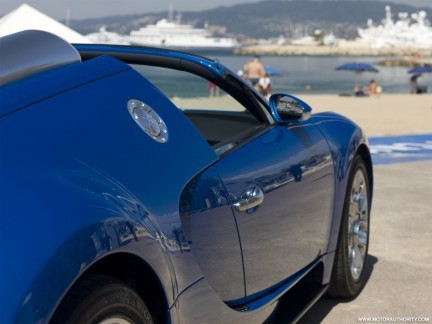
[175,94,432,137]
[295,94,432,136]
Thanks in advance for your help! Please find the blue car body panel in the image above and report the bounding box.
[0,33,373,323]
[1,55,218,322]
[74,44,229,77]
[308,112,373,253]
[0,56,127,117]
[214,122,334,301]
[179,166,246,304]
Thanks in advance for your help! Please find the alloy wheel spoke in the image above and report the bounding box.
[354,245,364,270]
[358,195,368,215]
[347,168,369,281]
[358,229,368,247]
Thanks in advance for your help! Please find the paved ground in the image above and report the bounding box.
[299,160,432,323]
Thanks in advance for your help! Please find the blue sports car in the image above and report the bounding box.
[0,30,373,323]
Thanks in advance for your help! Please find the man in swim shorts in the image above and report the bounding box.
[243,55,265,91]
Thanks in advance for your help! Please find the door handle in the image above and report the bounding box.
[233,186,264,212]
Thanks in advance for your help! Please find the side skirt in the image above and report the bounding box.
[264,262,328,323]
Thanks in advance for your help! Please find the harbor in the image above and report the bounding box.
[237,5,432,59]
[1,3,431,92]
[2,4,432,60]
[235,43,432,59]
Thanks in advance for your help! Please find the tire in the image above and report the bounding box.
[51,275,153,324]
[328,155,371,298]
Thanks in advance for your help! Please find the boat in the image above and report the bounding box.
[290,36,319,46]
[357,6,432,49]
[86,26,131,45]
[290,33,340,46]
[127,13,239,54]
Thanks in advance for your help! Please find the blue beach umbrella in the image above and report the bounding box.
[335,62,379,73]
[408,65,432,94]
[336,62,379,95]
[265,65,282,76]
[408,65,432,74]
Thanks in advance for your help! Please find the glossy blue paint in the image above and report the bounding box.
[0,55,217,322]
[173,277,279,323]
[215,123,334,301]
[75,44,228,78]
[174,254,335,322]
[179,166,246,304]
[245,258,319,311]
[0,56,128,117]
[1,32,373,324]
[308,112,372,254]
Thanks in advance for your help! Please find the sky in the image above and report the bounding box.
[1,0,432,20]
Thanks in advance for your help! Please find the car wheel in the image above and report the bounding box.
[51,275,153,324]
[328,155,370,298]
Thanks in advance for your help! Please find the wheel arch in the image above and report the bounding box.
[327,152,372,297]
[321,143,373,286]
[51,252,170,323]
[356,143,374,203]
[309,112,373,256]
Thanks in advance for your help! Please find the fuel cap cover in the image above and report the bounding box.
[127,99,168,143]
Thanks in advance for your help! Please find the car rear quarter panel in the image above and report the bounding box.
[0,56,218,322]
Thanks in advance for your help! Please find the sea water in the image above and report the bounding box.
[139,54,428,97]
[218,54,420,95]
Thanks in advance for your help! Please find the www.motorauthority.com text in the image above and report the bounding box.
[358,317,430,323]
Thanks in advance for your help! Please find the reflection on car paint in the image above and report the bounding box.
[180,167,246,304]
[1,31,374,324]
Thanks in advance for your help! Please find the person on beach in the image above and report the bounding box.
[354,83,367,96]
[410,74,419,94]
[364,79,382,96]
[208,81,220,97]
[258,73,272,98]
[243,55,265,91]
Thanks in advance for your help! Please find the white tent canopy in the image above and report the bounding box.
[0,4,91,43]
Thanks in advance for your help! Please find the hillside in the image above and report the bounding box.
[70,0,432,39]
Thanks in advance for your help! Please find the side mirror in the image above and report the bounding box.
[269,93,312,123]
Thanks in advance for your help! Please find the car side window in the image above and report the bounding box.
[130,64,267,155]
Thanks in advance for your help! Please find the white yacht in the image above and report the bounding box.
[127,15,239,53]
[358,6,432,49]
[86,26,130,45]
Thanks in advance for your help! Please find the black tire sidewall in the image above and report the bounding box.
[329,155,371,298]
[52,275,153,324]
[341,156,371,295]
